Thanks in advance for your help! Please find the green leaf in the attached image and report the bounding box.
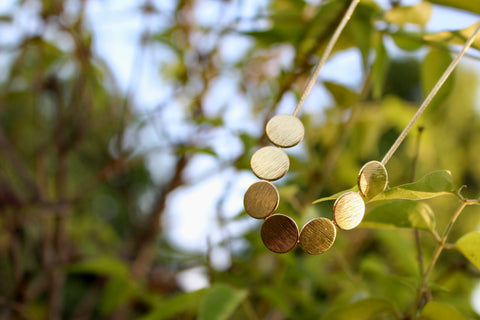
[139,289,207,320]
[370,170,453,202]
[324,81,359,108]
[420,300,468,320]
[456,232,480,270]
[427,0,480,15]
[372,35,388,99]
[361,200,436,232]
[423,22,480,50]
[385,2,433,27]
[391,31,424,51]
[100,277,138,314]
[321,298,396,320]
[68,256,129,278]
[421,47,454,110]
[198,283,248,320]
[0,15,12,22]
[312,185,358,204]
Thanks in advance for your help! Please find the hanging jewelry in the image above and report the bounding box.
[243,1,480,255]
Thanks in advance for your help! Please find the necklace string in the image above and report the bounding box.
[292,0,361,117]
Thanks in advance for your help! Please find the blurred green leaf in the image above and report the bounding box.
[421,47,454,110]
[324,81,359,108]
[456,232,480,270]
[385,2,433,26]
[68,256,129,278]
[371,170,453,201]
[100,277,138,314]
[321,298,396,320]
[0,15,12,22]
[140,289,207,320]
[391,31,424,51]
[427,0,480,15]
[420,300,468,320]
[361,200,436,232]
[372,35,388,99]
[423,22,480,50]
[312,185,359,204]
[198,283,248,320]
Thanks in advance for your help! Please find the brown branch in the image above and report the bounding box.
[0,126,40,201]
[130,154,189,277]
[0,297,35,320]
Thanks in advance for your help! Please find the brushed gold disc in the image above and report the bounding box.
[333,191,365,230]
[250,146,289,181]
[244,181,279,219]
[266,114,305,148]
[299,218,336,255]
[261,214,299,253]
[358,160,388,200]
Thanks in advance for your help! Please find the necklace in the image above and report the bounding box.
[242,1,480,255]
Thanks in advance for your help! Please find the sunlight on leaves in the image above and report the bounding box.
[361,200,436,232]
[385,2,433,27]
[420,300,468,320]
[370,170,453,202]
[427,0,480,15]
[312,186,359,204]
[320,298,396,320]
[456,232,480,270]
[423,22,480,50]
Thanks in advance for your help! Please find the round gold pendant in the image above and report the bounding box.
[358,160,388,200]
[266,114,305,148]
[244,180,279,219]
[261,214,299,253]
[250,146,289,181]
[299,217,336,255]
[332,191,365,230]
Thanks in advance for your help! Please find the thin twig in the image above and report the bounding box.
[411,127,425,276]
[292,0,361,117]
[409,200,468,317]
[381,23,480,165]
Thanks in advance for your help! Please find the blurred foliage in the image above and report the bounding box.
[1,0,480,319]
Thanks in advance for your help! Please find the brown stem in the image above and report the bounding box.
[409,200,468,317]
[131,154,189,277]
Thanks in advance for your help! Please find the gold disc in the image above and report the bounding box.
[244,181,279,219]
[333,192,365,230]
[250,146,289,181]
[299,218,336,255]
[261,214,299,253]
[266,114,305,148]
[358,160,388,200]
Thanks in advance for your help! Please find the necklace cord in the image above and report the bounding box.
[381,22,480,165]
[292,0,361,117]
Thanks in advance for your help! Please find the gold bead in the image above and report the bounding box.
[266,114,305,148]
[250,146,289,181]
[358,160,388,200]
[244,181,279,219]
[299,218,336,255]
[333,192,365,230]
[261,214,299,253]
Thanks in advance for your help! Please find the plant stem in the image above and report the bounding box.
[292,0,360,117]
[409,200,468,317]
[381,23,480,165]
[411,127,425,276]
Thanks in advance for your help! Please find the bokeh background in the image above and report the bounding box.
[1,0,480,319]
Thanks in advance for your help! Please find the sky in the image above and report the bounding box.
[2,0,480,304]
